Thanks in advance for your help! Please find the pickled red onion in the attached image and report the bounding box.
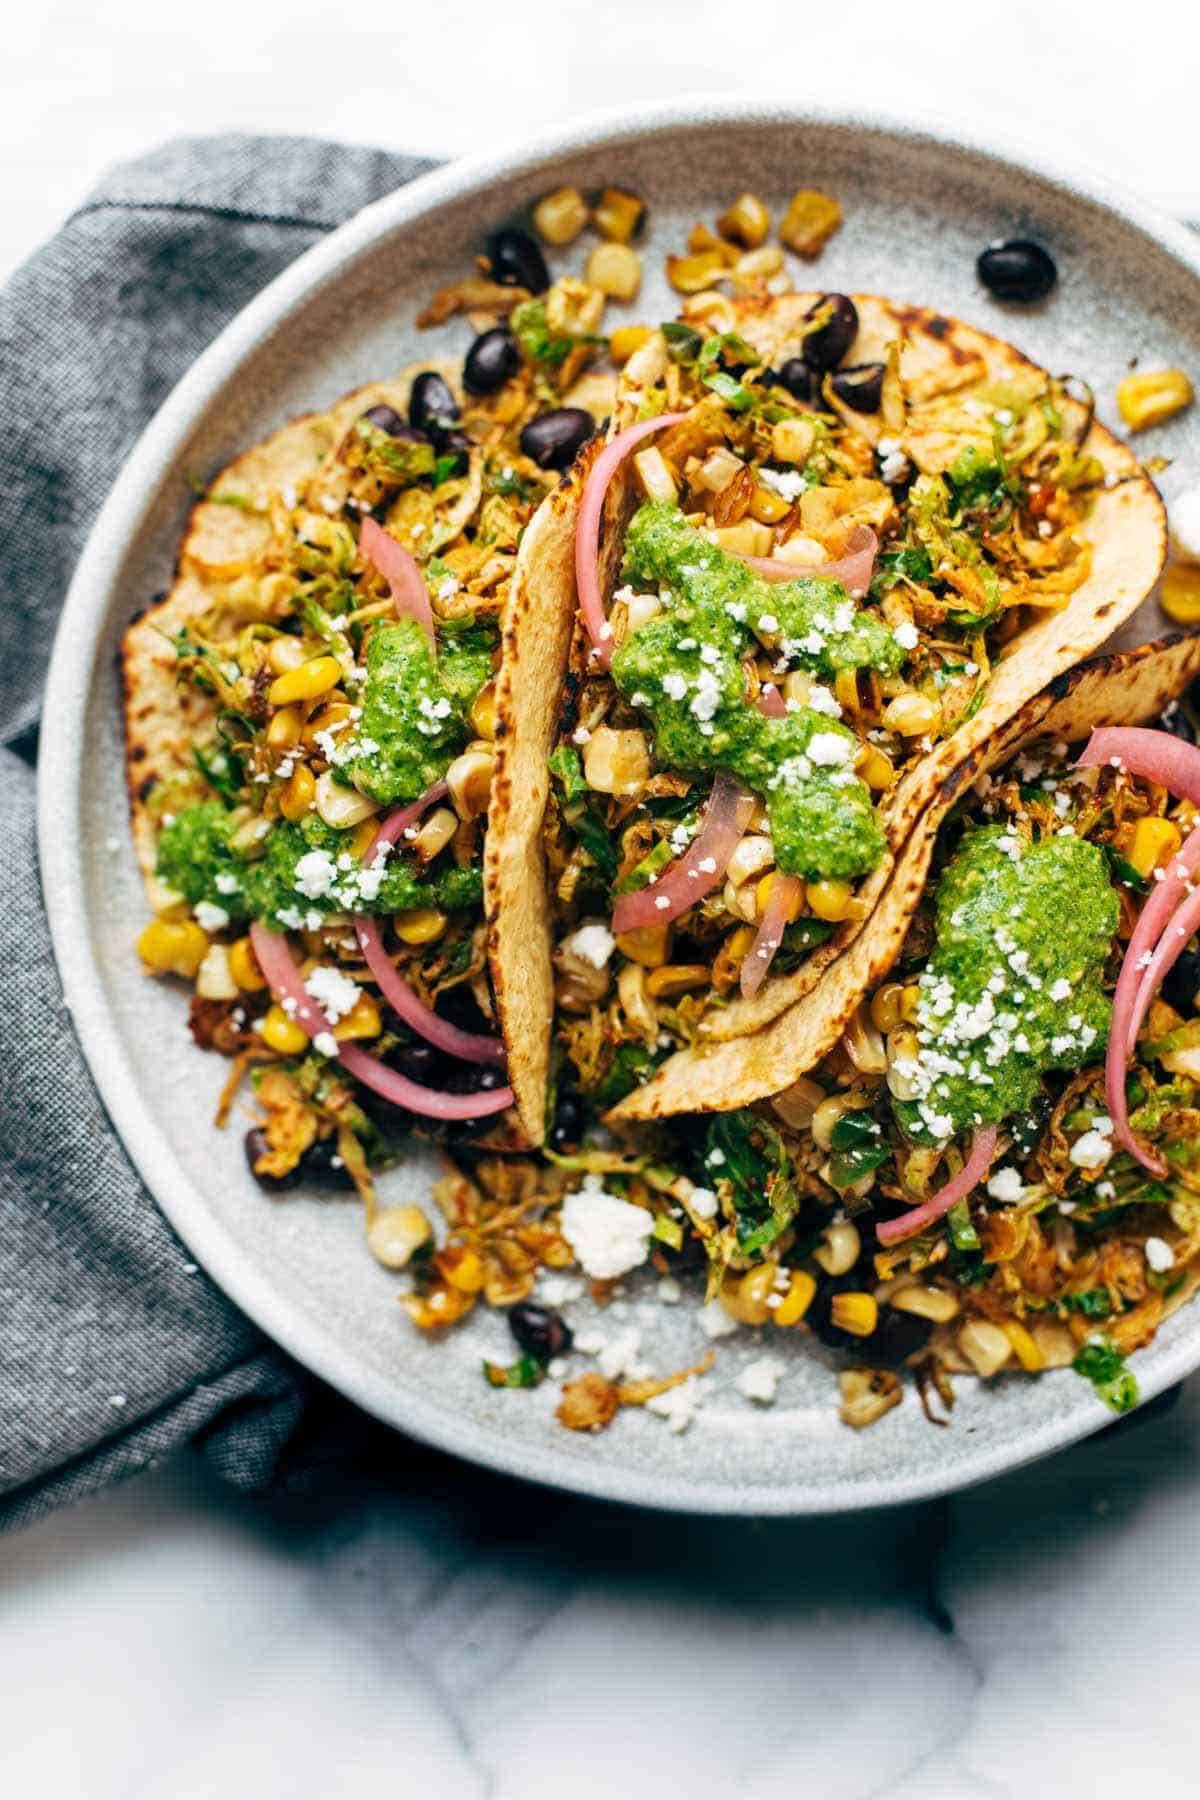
[1076,725,1200,802]
[360,516,435,646]
[876,1126,999,1244]
[734,524,879,596]
[355,917,505,1064]
[740,874,803,998]
[1076,725,1200,1172]
[363,780,449,860]
[575,412,689,666]
[610,771,756,935]
[248,923,513,1120]
[756,684,788,718]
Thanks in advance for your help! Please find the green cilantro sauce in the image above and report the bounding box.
[610,503,895,879]
[343,618,491,806]
[157,801,480,931]
[895,825,1117,1144]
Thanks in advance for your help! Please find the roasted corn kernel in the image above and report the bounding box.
[773,1269,817,1326]
[394,908,447,946]
[726,835,776,887]
[666,250,729,294]
[532,185,589,246]
[717,192,771,249]
[1117,368,1194,432]
[808,878,853,922]
[316,769,379,829]
[811,1094,856,1153]
[609,324,653,365]
[410,806,458,862]
[778,189,843,258]
[770,1074,825,1131]
[137,919,209,979]
[593,188,644,244]
[586,241,641,300]
[870,982,906,1034]
[726,923,759,963]
[583,725,649,796]
[267,654,343,707]
[719,1263,778,1327]
[883,692,941,736]
[890,1284,959,1324]
[771,417,816,465]
[266,704,303,749]
[614,924,672,968]
[645,963,710,999]
[228,936,268,992]
[278,763,316,820]
[446,747,496,820]
[1161,563,1200,625]
[830,1292,878,1337]
[470,681,499,741]
[333,994,382,1041]
[437,1244,486,1293]
[843,1003,888,1075]
[814,1219,861,1276]
[958,1318,1013,1379]
[1128,815,1182,877]
[632,445,678,504]
[367,1203,432,1270]
[839,1367,902,1429]
[857,745,895,792]
[261,1004,310,1056]
[266,636,307,676]
[749,483,792,524]
[1003,1321,1046,1372]
[195,943,238,1001]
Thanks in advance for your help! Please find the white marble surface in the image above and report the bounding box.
[8,1,1200,1792]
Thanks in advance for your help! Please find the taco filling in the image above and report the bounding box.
[124,285,619,1184]
[544,297,1151,1115]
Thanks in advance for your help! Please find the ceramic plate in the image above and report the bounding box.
[40,100,1200,1513]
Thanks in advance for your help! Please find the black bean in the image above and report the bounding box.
[519,407,595,470]
[243,1128,302,1192]
[801,294,858,371]
[549,1084,584,1154]
[464,326,520,395]
[487,226,549,293]
[432,425,473,463]
[831,362,886,413]
[774,357,814,403]
[391,1040,444,1085]
[870,1308,934,1368]
[408,370,461,435]
[299,1138,358,1191]
[509,1302,573,1360]
[1159,701,1196,745]
[423,1063,510,1145]
[805,1271,866,1353]
[977,239,1057,303]
[1163,946,1200,1016]
[361,404,428,442]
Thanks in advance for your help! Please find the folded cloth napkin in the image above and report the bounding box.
[0,134,438,1532]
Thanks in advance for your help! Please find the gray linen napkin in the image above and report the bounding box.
[0,135,437,1532]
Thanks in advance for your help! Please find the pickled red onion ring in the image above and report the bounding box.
[363,781,449,860]
[610,771,755,935]
[360,516,436,646]
[1122,821,1200,1055]
[876,1126,999,1244]
[735,524,879,596]
[756,684,788,718]
[740,874,803,998]
[248,923,513,1120]
[575,412,689,666]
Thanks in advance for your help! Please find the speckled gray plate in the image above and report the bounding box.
[40,101,1200,1514]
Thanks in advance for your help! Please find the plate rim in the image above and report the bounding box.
[39,95,1200,1515]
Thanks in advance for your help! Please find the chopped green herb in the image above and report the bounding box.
[483,1355,546,1389]
[1073,1337,1139,1413]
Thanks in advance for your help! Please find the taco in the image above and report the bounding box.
[123,352,592,1182]
[489,291,1167,1133]
[572,636,1200,1411]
